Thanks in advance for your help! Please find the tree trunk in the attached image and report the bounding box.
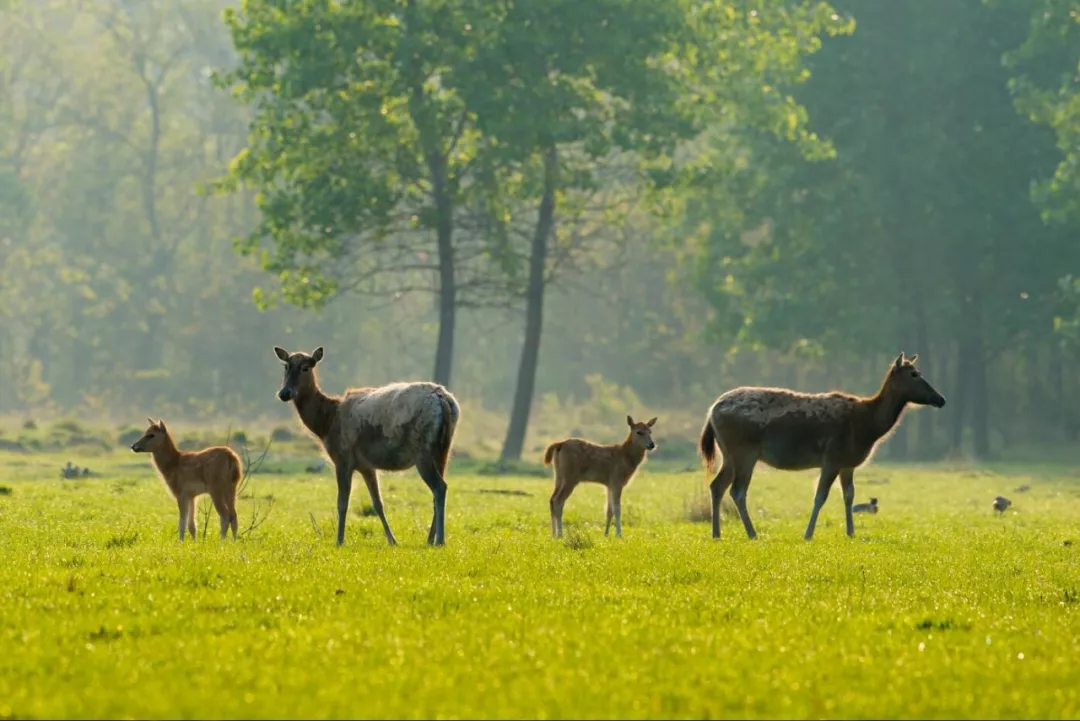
[949,338,968,454]
[500,147,558,462]
[914,299,934,457]
[967,297,990,459]
[430,156,456,388]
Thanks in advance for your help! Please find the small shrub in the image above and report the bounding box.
[22,418,37,430]
[0,485,12,496]
[683,487,737,523]
[270,426,295,442]
[104,530,139,549]
[356,504,377,518]
[117,428,142,447]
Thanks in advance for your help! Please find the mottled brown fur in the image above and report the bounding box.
[273,345,459,547]
[130,418,242,541]
[544,415,657,539]
[699,352,945,541]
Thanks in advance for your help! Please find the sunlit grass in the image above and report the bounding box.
[0,450,1078,719]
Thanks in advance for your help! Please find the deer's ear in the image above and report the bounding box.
[311,346,325,364]
[626,415,635,428]
[907,353,918,365]
[147,417,155,428]
[158,419,167,432]
[646,417,657,428]
[893,352,904,369]
[273,346,289,362]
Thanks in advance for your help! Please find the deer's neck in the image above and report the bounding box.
[294,382,340,441]
[151,435,182,474]
[865,385,907,442]
[620,435,647,468]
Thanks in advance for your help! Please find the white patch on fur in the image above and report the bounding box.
[337,382,447,449]
[713,387,855,426]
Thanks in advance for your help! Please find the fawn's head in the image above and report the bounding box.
[884,352,946,408]
[131,418,169,453]
[626,415,658,452]
[273,346,324,402]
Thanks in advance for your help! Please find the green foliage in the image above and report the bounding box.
[1,451,1079,717]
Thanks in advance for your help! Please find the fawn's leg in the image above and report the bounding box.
[334,462,354,547]
[549,472,564,538]
[359,468,397,546]
[187,497,197,540]
[709,463,735,540]
[804,465,840,541]
[416,459,448,546]
[610,483,625,539]
[604,486,614,537]
[730,455,760,540]
[840,469,856,537]
[552,480,577,538]
[210,490,230,540]
[176,495,190,541]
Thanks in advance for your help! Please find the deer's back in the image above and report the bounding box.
[554,438,638,484]
[712,387,857,430]
[338,381,454,470]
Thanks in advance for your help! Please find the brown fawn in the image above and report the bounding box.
[131,418,242,541]
[544,415,658,539]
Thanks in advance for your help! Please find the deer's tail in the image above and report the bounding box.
[434,391,458,478]
[699,416,718,473]
[543,441,565,467]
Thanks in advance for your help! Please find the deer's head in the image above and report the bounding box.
[626,415,658,452]
[884,352,946,408]
[131,418,169,453]
[273,346,324,402]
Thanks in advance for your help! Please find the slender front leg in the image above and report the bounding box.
[604,487,614,537]
[334,463,354,547]
[611,484,624,539]
[840,469,856,538]
[187,497,197,540]
[359,468,397,546]
[176,496,189,541]
[804,466,840,540]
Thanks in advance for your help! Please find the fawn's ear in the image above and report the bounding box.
[311,346,325,364]
[893,352,905,369]
[646,417,657,428]
[907,353,919,365]
[146,416,155,428]
[157,419,167,432]
[273,346,289,362]
[626,414,635,428]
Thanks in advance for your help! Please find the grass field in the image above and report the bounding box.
[1,442,1079,719]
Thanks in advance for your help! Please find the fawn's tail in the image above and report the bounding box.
[699,417,718,472]
[543,441,565,466]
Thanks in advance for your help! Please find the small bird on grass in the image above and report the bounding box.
[993,496,1012,515]
[852,497,878,514]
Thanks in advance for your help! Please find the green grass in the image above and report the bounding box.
[0,449,1078,719]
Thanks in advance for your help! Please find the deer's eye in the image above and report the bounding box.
[911,370,920,378]
[302,365,311,373]
[146,433,155,439]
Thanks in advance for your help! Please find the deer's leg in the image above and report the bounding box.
[187,497,197,540]
[610,483,625,539]
[210,490,230,540]
[804,465,840,541]
[604,486,614,537]
[730,456,760,540]
[555,481,578,538]
[417,459,448,547]
[334,462,354,547]
[359,468,397,546]
[176,496,189,542]
[840,469,856,538]
[709,463,735,540]
[550,472,564,538]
